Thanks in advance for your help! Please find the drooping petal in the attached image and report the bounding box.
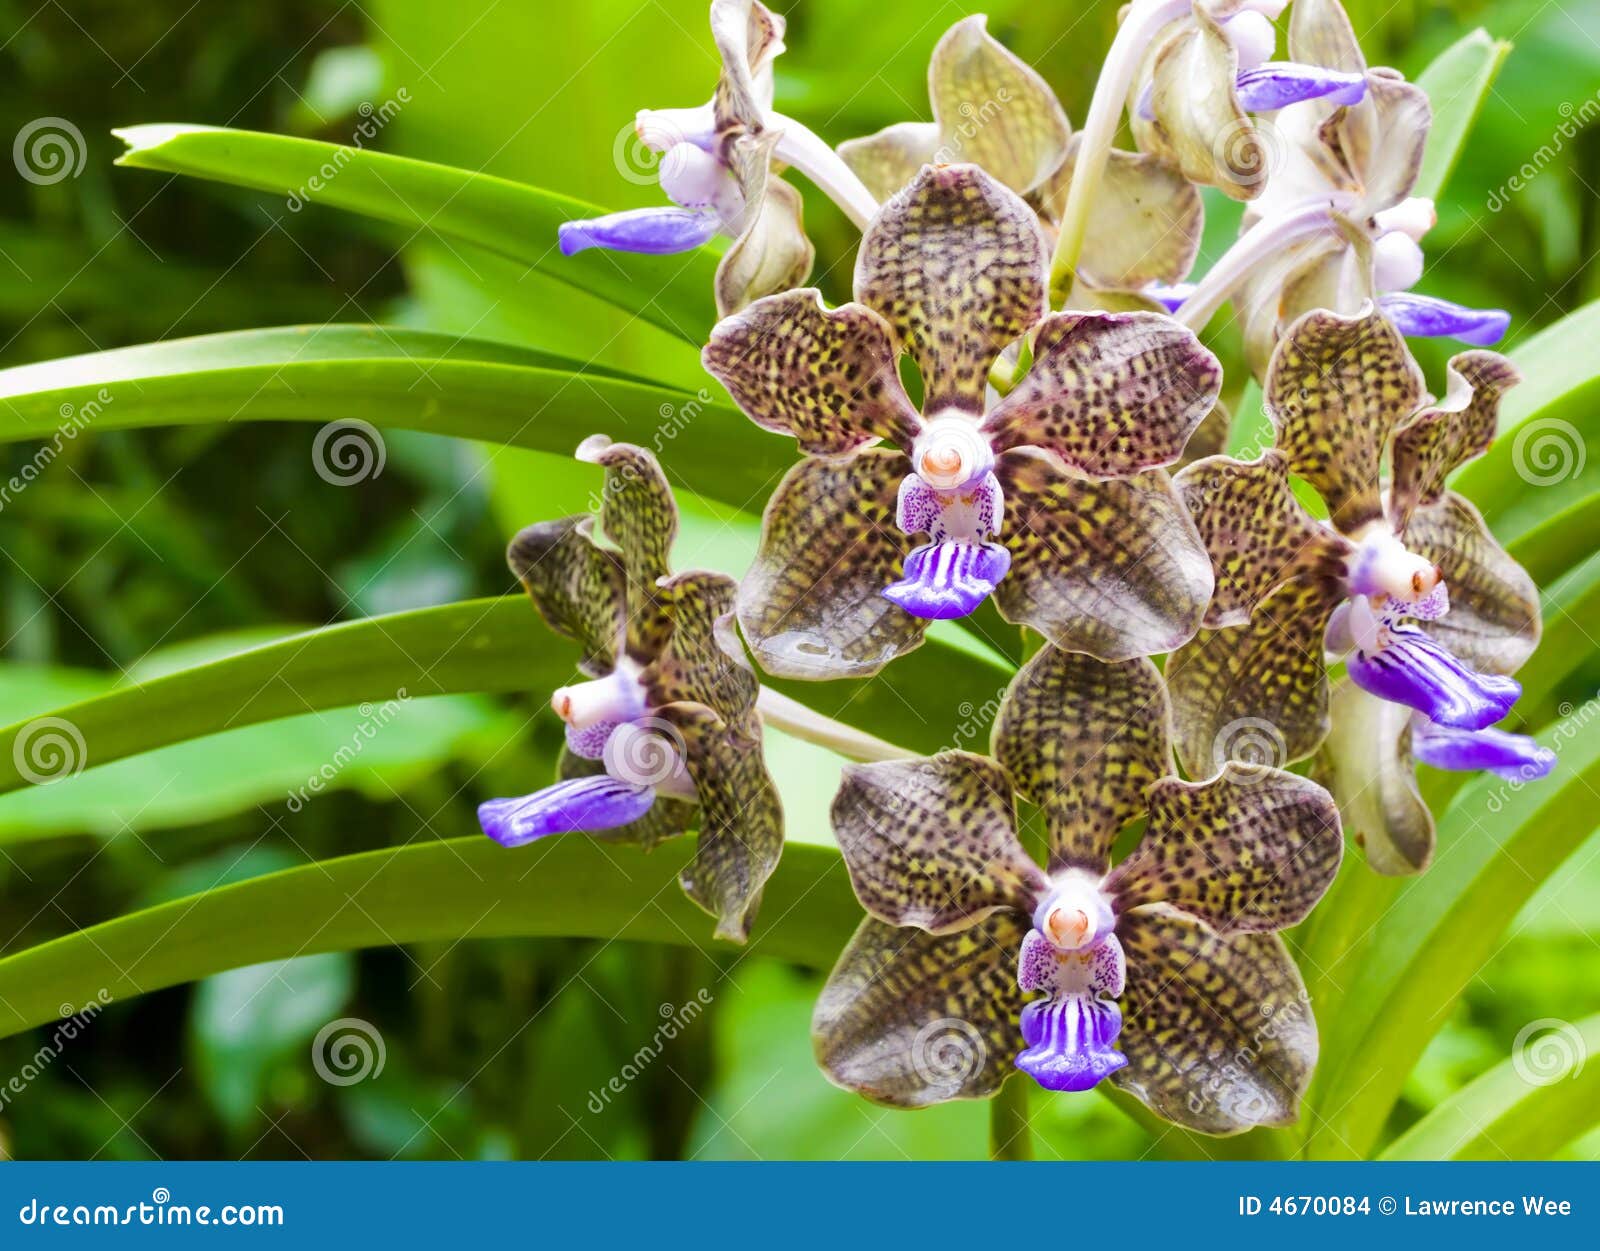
[709,0,786,131]
[813,912,1029,1108]
[1174,450,1352,629]
[1346,624,1520,731]
[657,701,783,943]
[1266,306,1425,532]
[1388,352,1522,530]
[702,289,920,456]
[838,121,941,202]
[738,450,926,679]
[1409,716,1555,782]
[477,775,656,848]
[1378,293,1510,347]
[1105,763,1342,932]
[556,746,697,850]
[1323,71,1431,216]
[557,206,722,257]
[1017,995,1127,1093]
[1233,62,1368,112]
[854,164,1047,413]
[1114,909,1318,1135]
[715,133,815,317]
[575,436,677,662]
[981,311,1222,476]
[882,539,1011,620]
[993,451,1213,660]
[992,648,1172,875]
[1286,0,1366,73]
[925,15,1072,196]
[1167,575,1345,779]
[1313,681,1433,875]
[1402,492,1541,675]
[506,516,625,677]
[644,570,758,722]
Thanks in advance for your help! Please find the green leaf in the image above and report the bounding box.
[0,837,856,1043]
[1413,30,1512,203]
[1381,1012,1600,1160]
[114,125,719,344]
[1506,490,1600,586]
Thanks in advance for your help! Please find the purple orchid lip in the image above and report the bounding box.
[558,206,722,257]
[478,775,655,847]
[1377,292,1511,346]
[1346,625,1521,731]
[883,540,1011,620]
[1410,716,1556,781]
[1233,62,1368,113]
[1015,995,1127,1093]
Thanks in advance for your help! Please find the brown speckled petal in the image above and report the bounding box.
[1167,575,1345,779]
[1287,0,1366,73]
[710,0,785,131]
[926,15,1071,196]
[1114,910,1318,1135]
[1326,72,1430,216]
[839,122,940,201]
[715,133,815,317]
[1266,306,1424,533]
[831,753,1047,933]
[1389,352,1522,531]
[702,289,920,456]
[1175,450,1352,629]
[644,570,758,723]
[813,912,1028,1108]
[983,311,1221,476]
[738,449,926,680]
[1106,764,1343,932]
[1314,681,1435,875]
[507,516,625,677]
[556,747,697,850]
[658,700,783,944]
[1405,492,1541,676]
[1177,400,1233,469]
[994,451,1213,660]
[854,164,1047,413]
[575,436,677,662]
[992,649,1172,874]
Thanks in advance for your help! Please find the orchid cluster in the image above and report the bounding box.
[483,0,1548,1135]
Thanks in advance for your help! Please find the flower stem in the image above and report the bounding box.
[770,114,879,229]
[754,688,914,762]
[989,1075,1034,1160]
[1049,0,1190,299]
[1173,201,1340,330]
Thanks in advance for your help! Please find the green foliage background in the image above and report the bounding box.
[0,0,1596,1160]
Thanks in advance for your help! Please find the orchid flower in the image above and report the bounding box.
[1174,0,1508,366]
[701,163,1221,681]
[478,435,782,942]
[558,0,878,316]
[836,15,1207,313]
[813,646,1342,1133]
[1168,306,1544,870]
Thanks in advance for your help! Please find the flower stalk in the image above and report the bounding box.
[754,688,914,762]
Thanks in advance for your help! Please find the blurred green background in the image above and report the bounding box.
[0,0,1596,1160]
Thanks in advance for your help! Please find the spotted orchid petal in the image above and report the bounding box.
[644,570,758,722]
[992,649,1172,874]
[1233,62,1368,112]
[1346,624,1521,731]
[993,452,1213,660]
[981,311,1223,477]
[709,0,786,132]
[1105,764,1343,932]
[1409,716,1555,782]
[1175,450,1353,629]
[1387,352,1521,530]
[702,289,919,456]
[715,130,815,317]
[477,775,656,848]
[1314,681,1434,875]
[557,206,722,257]
[838,123,942,202]
[831,753,1049,934]
[1177,399,1234,468]
[576,437,677,662]
[1114,909,1318,1135]
[1378,292,1510,347]
[1267,306,1425,533]
[813,913,1029,1108]
[1318,70,1431,218]
[1168,575,1346,778]
[507,517,626,678]
[855,164,1048,413]
[1403,492,1541,676]
[738,450,925,679]
[882,540,1012,620]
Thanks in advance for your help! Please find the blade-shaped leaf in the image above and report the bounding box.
[1413,30,1511,202]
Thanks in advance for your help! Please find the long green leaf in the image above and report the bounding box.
[1381,1012,1600,1160]
[1413,29,1511,202]
[0,837,855,1042]
[114,125,719,344]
